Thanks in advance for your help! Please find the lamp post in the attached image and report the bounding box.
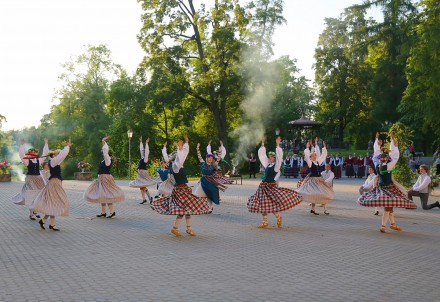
[127,129,133,179]
[275,128,280,136]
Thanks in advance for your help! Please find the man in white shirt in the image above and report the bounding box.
[407,164,440,210]
[321,164,335,188]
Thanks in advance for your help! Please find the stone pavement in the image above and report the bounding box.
[0,177,439,302]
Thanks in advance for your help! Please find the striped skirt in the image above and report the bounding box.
[84,174,125,204]
[157,175,175,197]
[247,181,302,213]
[12,175,46,206]
[358,183,416,208]
[296,176,334,204]
[151,184,211,215]
[129,169,159,188]
[31,178,69,216]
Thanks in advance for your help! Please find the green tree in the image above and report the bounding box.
[137,0,285,154]
[400,0,440,148]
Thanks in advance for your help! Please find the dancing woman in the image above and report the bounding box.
[150,135,211,237]
[208,140,233,185]
[155,142,176,198]
[84,136,125,218]
[297,138,334,215]
[12,138,49,220]
[193,142,229,207]
[358,135,417,232]
[247,137,302,228]
[129,136,158,204]
[32,139,72,231]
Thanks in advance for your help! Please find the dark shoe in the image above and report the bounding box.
[310,210,319,215]
[49,225,60,231]
[436,201,440,208]
[96,213,106,218]
[139,200,147,204]
[29,215,36,220]
[374,211,379,215]
[38,219,45,230]
[324,210,329,215]
[154,195,159,199]
[33,212,40,218]
[107,212,115,218]
[150,197,153,203]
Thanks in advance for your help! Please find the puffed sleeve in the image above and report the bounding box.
[304,148,312,168]
[143,143,149,163]
[387,139,399,170]
[173,143,189,173]
[258,146,268,168]
[317,147,327,165]
[274,146,283,173]
[102,143,111,166]
[49,146,70,167]
[162,146,169,163]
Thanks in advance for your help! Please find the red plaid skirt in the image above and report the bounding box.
[212,170,234,185]
[247,182,302,213]
[151,184,211,215]
[358,183,417,208]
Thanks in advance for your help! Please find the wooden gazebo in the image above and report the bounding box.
[288,116,322,150]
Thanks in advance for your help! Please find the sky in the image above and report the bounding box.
[0,0,375,131]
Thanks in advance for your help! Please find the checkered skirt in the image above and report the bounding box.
[358,183,417,208]
[296,176,334,204]
[247,181,302,213]
[151,184,211,215]
[129,169,159,188]
[213,170,234,185]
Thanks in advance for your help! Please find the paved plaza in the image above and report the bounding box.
[0,177,439,302]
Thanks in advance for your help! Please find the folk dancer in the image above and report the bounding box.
[283,154,294,178]
[359,166,379,215]
[193,142,230,212]
[12,138,49,220]
[358,135,417,232]
[154,142,176,198]
[356,154,365,178]
[291,153,301,178]
[32,139,72,231]
[297,138,334,215]
[150,135,211,237]
[84,136,125,218]
[129,137,158,204]
[247,137,302,228]
[333,154,343,179]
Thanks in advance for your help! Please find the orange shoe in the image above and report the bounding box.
[276,216,282,228]
[186,227,197,236]
[171,227,181,237]
[390,224,402,231]
[258,221,269,228]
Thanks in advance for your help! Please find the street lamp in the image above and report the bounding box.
[127,129,133,179]
[275,128,280,136]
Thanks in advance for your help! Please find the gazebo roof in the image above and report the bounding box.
[288,116,321,128]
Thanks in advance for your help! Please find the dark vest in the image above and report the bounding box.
[137,158,147,170]
[377,164,392,186]
[262,164,277,182]
[27,159,40,175]
[98,159,112,175]
[49,160,62,180]
[310,162,320,177]
[172,167,188,185]
[157,169,169,181]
